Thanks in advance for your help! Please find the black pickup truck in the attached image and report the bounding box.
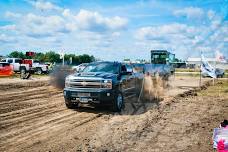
[63,61,143,112]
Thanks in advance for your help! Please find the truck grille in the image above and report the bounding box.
[69,79,102,89]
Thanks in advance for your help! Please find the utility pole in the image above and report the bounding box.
[199,51,202,87]
[59,51,64,66]
[62,52,64,66]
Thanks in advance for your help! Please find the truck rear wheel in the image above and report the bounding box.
[20,67,26,74]
[112,92,124,112]
[36,68,42,75]
[20,67,26,79]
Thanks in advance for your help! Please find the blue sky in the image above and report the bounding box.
[0,0,227,61]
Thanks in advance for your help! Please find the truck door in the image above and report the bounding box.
[14,59,22,72]
[120,65,136,97]
[7,59,15,71]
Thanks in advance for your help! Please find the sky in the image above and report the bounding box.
[0,0,227,61]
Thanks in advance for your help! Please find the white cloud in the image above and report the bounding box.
[0,34,16,43]
[207,10,216,20]
[1,8,128,58]
[135,20,228,58]
[64,9,128,32]
[20,13,71,38]
[29,0,62,11]
[62,9,71,17]
[136,23,200,42]
[0,25,16,31]
[173,7,204,19]
[14,8,127,39]
[5,11,21,19]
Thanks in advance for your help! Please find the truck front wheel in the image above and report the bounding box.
[112,92,124,112]
[65,99,78,109]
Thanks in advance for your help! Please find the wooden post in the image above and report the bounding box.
[199,51,202,87]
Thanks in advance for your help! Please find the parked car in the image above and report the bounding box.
[63,61,143,112]
[0,62,13,76]
[45,62,54,71]
[202,68,225,78]
[72,63,88,73]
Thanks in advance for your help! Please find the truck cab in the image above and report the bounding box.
[63,61,143,112]
[2,58,48,74]
[1,58,29,73]
[23,59,48,74]
[148,50,175,78]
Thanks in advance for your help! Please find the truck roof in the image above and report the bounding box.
[5,57,22,59]
[90,61,121,64]
[151,50,169,53]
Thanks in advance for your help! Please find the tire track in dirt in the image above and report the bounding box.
[0,94,65,128]
[0,110,81,140]
[0,91,62,107]
[0,87,62,104]
[0,107,67,129]
[0,93,62,111]
[1,112,103,151]
[0,97,63,120]
[0,94,63,114]
[0,79,49,92]
[0,86,47,97]
[0,82,105,152]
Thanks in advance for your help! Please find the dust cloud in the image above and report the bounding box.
[50,65,74,89]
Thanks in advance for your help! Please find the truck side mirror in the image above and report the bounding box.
[121,71,128,75]
[121,71,132,75]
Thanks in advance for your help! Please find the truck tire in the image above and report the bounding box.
[20,67,26,74]
[65,99,78,109]
[36,68,42,75]
[112,91,124,112]
[20,67,26,79]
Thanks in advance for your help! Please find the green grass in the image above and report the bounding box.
[197,80,228,96]
[175,68,200,72]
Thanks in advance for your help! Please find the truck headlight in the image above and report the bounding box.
[103,79,112,89]
[65,77,71,88]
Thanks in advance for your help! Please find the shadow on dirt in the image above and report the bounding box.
[71,106,114,115]
[69,96,162,116]
[177,86,198,90]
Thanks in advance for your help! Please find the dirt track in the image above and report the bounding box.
[0,77,227,152]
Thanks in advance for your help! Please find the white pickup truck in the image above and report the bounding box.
[1,58,48,74]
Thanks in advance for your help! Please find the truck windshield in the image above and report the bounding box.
[151,53,167,64]
[82,62,119,74]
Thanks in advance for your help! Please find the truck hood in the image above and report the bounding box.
[73,72,118,79]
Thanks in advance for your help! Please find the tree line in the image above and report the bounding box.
[8,51,95,65]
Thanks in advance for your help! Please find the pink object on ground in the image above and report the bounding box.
[217,140,228,152]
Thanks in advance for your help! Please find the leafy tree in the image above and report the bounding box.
[7,51,95,64]
[78,54,95,64]
[8,51,26,59]
[33,52,46,62]
[44,51,61,63]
